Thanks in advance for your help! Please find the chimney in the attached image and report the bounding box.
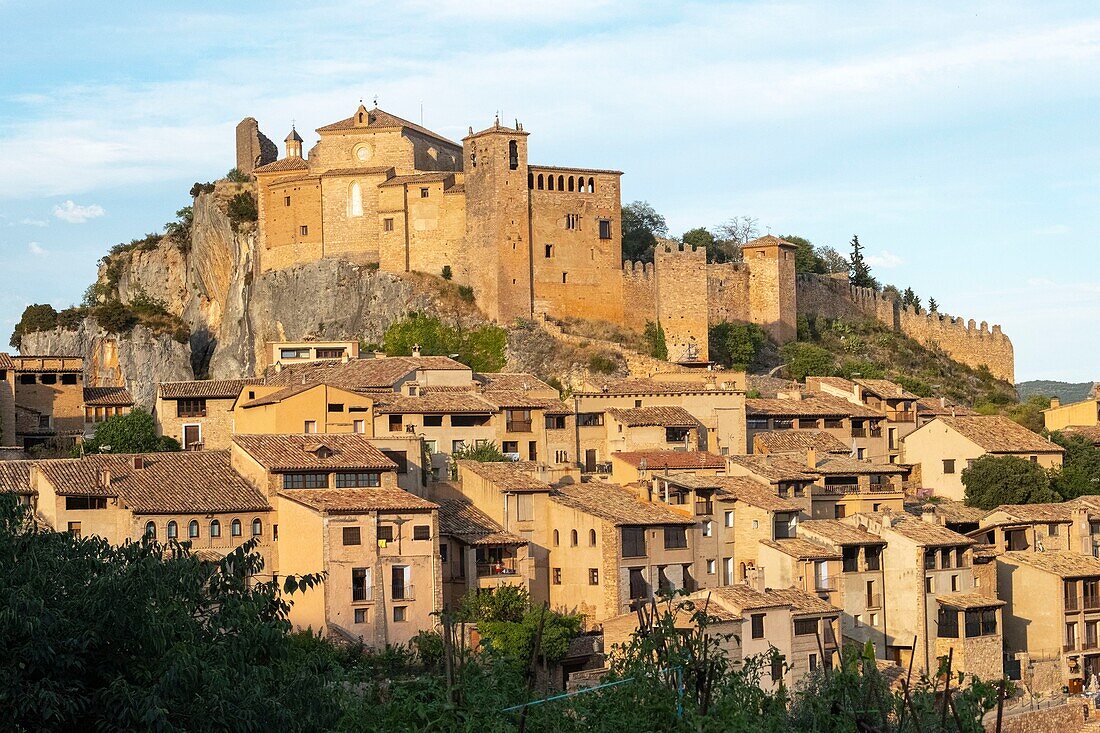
[411,343,422,358]
[132,456,144,470]
[1050,397,1061,409]
[99,469,112,488]
[805,448,817,469]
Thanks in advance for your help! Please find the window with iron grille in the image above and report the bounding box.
[413,525,430,541]
[343,526,361,546]
[283,473,329,489]
[378,525,394,542]
[352,567,371,601]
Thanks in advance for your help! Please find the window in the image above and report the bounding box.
[725,510,734,528]
[18,374,35,385]
[393,606,407,622]
[383,217,394,231]
[420,187,429,198]
[506,409,532,432]
[348,181,363,217]
[391,566,411,600]
[189,520,199,538]
[38,414,51,430]
[702,521,713,537]
[335,472,381,488]
[145,521,157,539]
[599,220,612,239]
[794,618,818,636]
[343,526,362,546]
[965,608,998,637]
[664,526,688,549]
[629,568,649,599]
[1049,523,1060,537]
[167,521,178,540]
[553,530,560,546]
[545,415,567,430]
[452,439,467,453]
[950,574,959,592]
[865,546,882,571]
[809,654,818,671]
[508,140,518,170]
[622,527,647,558]
[354,608,369,624]
[177,398,206,418]
[380,450,408,474]
[68,521,81,538]
[284,195,291,206]
[300,225,309,236]
[925,576,933,594]
[854,614,863,628]
[252,518,262,537]
[516,493,533,521]
[577,413,604,427]
[352,567,371,601]
[40,373,57,385]
[770,656,783,683]
[943,459,956,474]
[413,525,430,541]
[210,520,221,538]
[284,473,329,489]
[589,529,597,546]
[440,543,448,563]
[706,559,716,574]
[747,417,769,430]
[589,568,599,585]
[378,525,394,543]
[552,568,562,585]
[562,272,568,284]
[565,213,579,230]
[545,244,553,258]
[273,524,278,541]
[353,419,366,433]
[751,613,765,639]
[65,496,107,510]
[228,519,241,537]
[422,415,443,427]
[842,547,859,573]
[870,612,879,627]
[570,529,579,546]
[327,403,344,413]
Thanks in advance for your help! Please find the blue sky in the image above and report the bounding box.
[1,1,1097,382]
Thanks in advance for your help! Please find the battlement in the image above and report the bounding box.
[622,260,655,281]
[656,241,707,262]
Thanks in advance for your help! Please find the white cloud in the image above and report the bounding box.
[866,250,905,268]
[52,200,105,223]
[19,217,48,227]
[1034,224,1071,235]
[27,241,47,256]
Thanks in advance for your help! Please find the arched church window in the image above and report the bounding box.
[348,182,363,217]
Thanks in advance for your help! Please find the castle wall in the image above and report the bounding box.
[795,274,1014,383]
[258,176,324,272]
[744,242,797,343]
[707,263,752,324]
[319,169,391,266]
[529,169,623,324]
[621,261,657,333]
[654,243,709,363]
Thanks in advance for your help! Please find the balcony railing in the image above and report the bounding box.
[851,428,867,438]
[889,411,916,422]
[391,584,414,601]
[1065,642,1079,652]
[506,420,532,433]
[869,427,883,438]
[694,500,714,516]
[352,586,373,602]
[1066,597,1081,612]
[814,582,835,593]
[1085,598,1100,611]
[823,483,860,495]
[477,562,519,577]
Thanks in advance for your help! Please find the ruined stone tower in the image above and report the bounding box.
[234,117,277,175]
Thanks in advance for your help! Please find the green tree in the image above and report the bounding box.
[85,408,181,454]
[382,313,507,373]
[10,303,58,348]
[681,227,715,251]
[928,297,939,313]
[901,286,921,314]
[227,191,258,231]
[710,322,768,370]
[621,200,668,262]
[817,245,849,274]
[1050,432,1100,499]
[644,321,668,361]
[455,584,530,623]
[962,454,1062,509]
[451,440,508,463]
[780,342,834,381]
[848,234,879,290]
[782,234,826,274]
[225,167,251,183]
[1002,394,1050,433]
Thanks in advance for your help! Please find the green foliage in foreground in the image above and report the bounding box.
[0,497,1007,732]
[710,321,768,370]
[962,454,1062,509]
[383,312,507,372]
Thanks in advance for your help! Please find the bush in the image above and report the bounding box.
[85,409,180,454]
[164,206,194,252]
[382,313,507,373]
[588,352,620,374]
[780,342,834,381]
[441,265,453,281]
[190,181,216,197]
[962,454,1061,509]
[710,321,768,370]
[93,300,138,334]
[225,168,250,183]
[457,284,474,302]
[644,321,668,361]
[227,192,258,231]
[10,303,58,347]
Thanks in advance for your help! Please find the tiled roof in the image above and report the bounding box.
[233,434,397,472]
[528,163,624,176]
[678,592,741,622]
[263,358,416,392]
[479,391,570,414]
[746,396,882,419]
[160,379,262,400]
[711,476,803,512]
[317,165,394,177]
[910,500,988,524]
[854,379,920,401]
[764,586,841,615]
[760,538,841,560]
[1000,550,1100,578]
[35,451,270,514]
[915,398,977,417]
[754,430,850,454]
[612,451,726,470]
[1059,426,1100,446]
[378,172,454,187]
[0,353,14,369]
[437,499,525,545]
[808,376,855,392]
[880,516,975,547]
[798,519,886,546]
[814,456,909,476]
[727,454,821,483]
[744,234,797,249]
[475,372,557,393]
[706,584,788,612]
[374,393,495,414]
[315,106,460,147]
[456,460,552,493]
[402,356,471,371]
[550,483,695,526]
[935,416,1063,454]
[580,378,742,396]
[607,406,698,428]
[982,502,1081,525]
[279,488,437,514]
[0,460,33,495]
[937,593,1005,610]
[239,383,315,408]
[83,386,134,406]
[253,157,311,174]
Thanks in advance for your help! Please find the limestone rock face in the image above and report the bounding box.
[19,318,193,408]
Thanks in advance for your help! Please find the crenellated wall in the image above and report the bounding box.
[653,242,710,363]
[796,273,1015,383]
[621,260,657,333]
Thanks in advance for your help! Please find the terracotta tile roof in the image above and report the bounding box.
[754,430,850,454]
[982,502,1082,525]
[1059,426,1100,446]
[764,586,841,615]
[160,379,262,400]
[727,454,821,483]
[315,106,460,147]
[528,163,624,176]
[705,584,788,611]
[550,483,695,526]
[233,434,396,472]
[814,456,909,476]
[83,386,134,406]
[760,537,841,560]
[239,383,315,408]
[915,398,977,417]
[935,416,1063,454]
[879,516,975,547]
[0,353,14,370]
[475,373,557,393]
[263,358,416,392]
[746,396,882,419]
[437,499,525,545]
[378,172,455,187]
[374,393,495,414]
[0,460,33,495]
[445,183,465,194]
[854,379,920,401]
[972,544,1000,561]
[937,593,1005,610]
[798,519,886,546]
[318,165,394,177]
[253,157,311,174]
[607,406,698,428]
[279,488,437,514]
[580,378,742,396]
[1000,550,1100,578]
[479,391,571,414]
[908,500,988,524]
[456,460,552,493]
[808,376,855,392]
[34,451,270,514]
[678,592,741,622]
[612,451,726,470]
[744,234,797,250]
[711,476,803,512]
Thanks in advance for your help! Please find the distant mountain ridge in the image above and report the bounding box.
[1016,380,1096,403]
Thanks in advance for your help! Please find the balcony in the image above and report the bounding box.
[814,582,835,593]
[1065,642,1079,653]
[352,586,373,602]
[823,482,860,495]
[869,427,883,438]
[391,584,415,601]
[851,428,867,438]
[889,410,916,422]
[694,500,714,516]
[506,420,533,433]
[1085,598,1100,611]
[477,560,519,577]
[1067,597,1081,612]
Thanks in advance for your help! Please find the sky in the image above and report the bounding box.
[0,1,1097,383]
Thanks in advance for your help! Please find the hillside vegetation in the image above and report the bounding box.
[1017,380,1094,403]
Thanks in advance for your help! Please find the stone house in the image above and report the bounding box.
[914,397,977,427]
[155,378,262,450]
[603,406,702,454]
[81,386,133,438]
[745,394,887,461]
[969,500,1100,556]
[0,460,35,508]
[608,450,727,485]
[807,377,920,463]
[902,415,1064,502]
[233,383,375,435]
[266,339,359,369]
[807,454,908,519]
[6,355,86,450]
[436,497,531,610]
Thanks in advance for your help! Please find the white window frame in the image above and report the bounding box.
[182,422,202,450]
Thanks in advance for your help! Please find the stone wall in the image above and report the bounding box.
[234,118,276,175]
[796,273,1015,383]
[985,702,1089,733]
[707,262,752,324]
[654,242,709,363]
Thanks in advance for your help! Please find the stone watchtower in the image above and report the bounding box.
[234,117,277,175]
[743,235,797,343]
[462,117,532,323]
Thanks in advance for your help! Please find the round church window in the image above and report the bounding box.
[354,144,372,162]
